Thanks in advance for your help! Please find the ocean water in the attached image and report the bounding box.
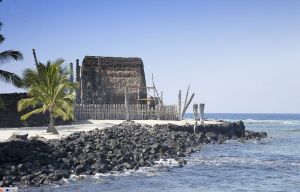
[24,113,300,192]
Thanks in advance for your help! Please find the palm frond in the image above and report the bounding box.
[0,50,23,63]
[53,82,76,101]
[20,107,44,121]
[0,69,22,87]
[19,58,77,125]
[17,97,41,112]
[0,34,4,44]
[21,68,41,87]
[63,92,76,102]
[55,98,74,119]
[53,58,64,66]
[53,107,71,121]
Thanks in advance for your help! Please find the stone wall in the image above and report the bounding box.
[0,93,70,128]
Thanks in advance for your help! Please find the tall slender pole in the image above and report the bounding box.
[125,88,129,120]
[152,74,163,106]
[181,93,195,118]
[178,90,182,120]
[137,87,140,104]
[76,59,80,82]
[32,49,38,66]
[193,104,199,134]
[69,63,74,82]
[75,59,81,103]
[199,103,205,125]
[193,104,199,121]
[183,85,190,112]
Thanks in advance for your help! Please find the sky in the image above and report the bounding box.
[0,0,299,113]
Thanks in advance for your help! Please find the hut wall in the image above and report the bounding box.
[81,56,147,104]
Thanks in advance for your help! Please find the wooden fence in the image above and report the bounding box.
[74,104,179,120]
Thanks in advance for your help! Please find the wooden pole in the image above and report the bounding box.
[69,63,74,82]
[75,59,82,103]
[199,103,205,125]
[79,60,83,103]
[137,87,140,104]
[76,59,81,82]
[193,104,199,134]
[32,49,38,66]
[181,93,195,119]
[178,90,182,120]
[152,74,163,106]
[183,85,190,114]
[193,104,199,121]
[125,88,129,120]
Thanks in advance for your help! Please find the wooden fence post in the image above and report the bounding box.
[125,88,130,120]
[181,93,195,119]
[178,90,182,120]
[199,103,205,125]
[193,104,198,134]
[193,104,199,121]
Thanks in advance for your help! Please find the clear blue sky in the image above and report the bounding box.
[0,0,299,113]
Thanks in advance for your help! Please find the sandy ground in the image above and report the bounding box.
[0,119,220,142]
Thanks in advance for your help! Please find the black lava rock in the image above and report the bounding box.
[0,120,266,187]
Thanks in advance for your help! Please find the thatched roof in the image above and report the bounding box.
[80,56,147,104]
[83,56,144,67]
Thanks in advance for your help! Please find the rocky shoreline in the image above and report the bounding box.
[0,121,267,188]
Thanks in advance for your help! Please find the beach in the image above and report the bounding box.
[0,119,221,142]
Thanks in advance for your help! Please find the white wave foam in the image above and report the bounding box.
[242,119,300,125]
[154,158,179,167]
[66,158,180,182]
[282,120,300,125]
[68,174,87,181]
[193,156,300,168]
[244,119,279,124]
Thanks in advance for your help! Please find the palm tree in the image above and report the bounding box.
[0,22,23,86]
[0,22,23,109]
[18,59,77,134]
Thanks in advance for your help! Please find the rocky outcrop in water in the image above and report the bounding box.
[0,121,266,187]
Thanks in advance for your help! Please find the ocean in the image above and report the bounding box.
[24,113,300,192]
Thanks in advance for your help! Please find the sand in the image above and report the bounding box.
[0,119,220,142]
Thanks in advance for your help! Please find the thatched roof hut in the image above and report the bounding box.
[80,56,147,104]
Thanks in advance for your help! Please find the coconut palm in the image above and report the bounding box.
[18,59,77,134]
[0,22,23,86]
[0,22,23,109]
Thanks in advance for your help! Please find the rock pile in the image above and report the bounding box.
[0,121,266,187]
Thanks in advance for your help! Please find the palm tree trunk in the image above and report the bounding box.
[47,112,59,134]
[46,113,53,133]
[52,125,59,135]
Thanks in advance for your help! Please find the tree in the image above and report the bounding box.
[18,59,77,134]
[0,22,23,86]
[0,22,23,109]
